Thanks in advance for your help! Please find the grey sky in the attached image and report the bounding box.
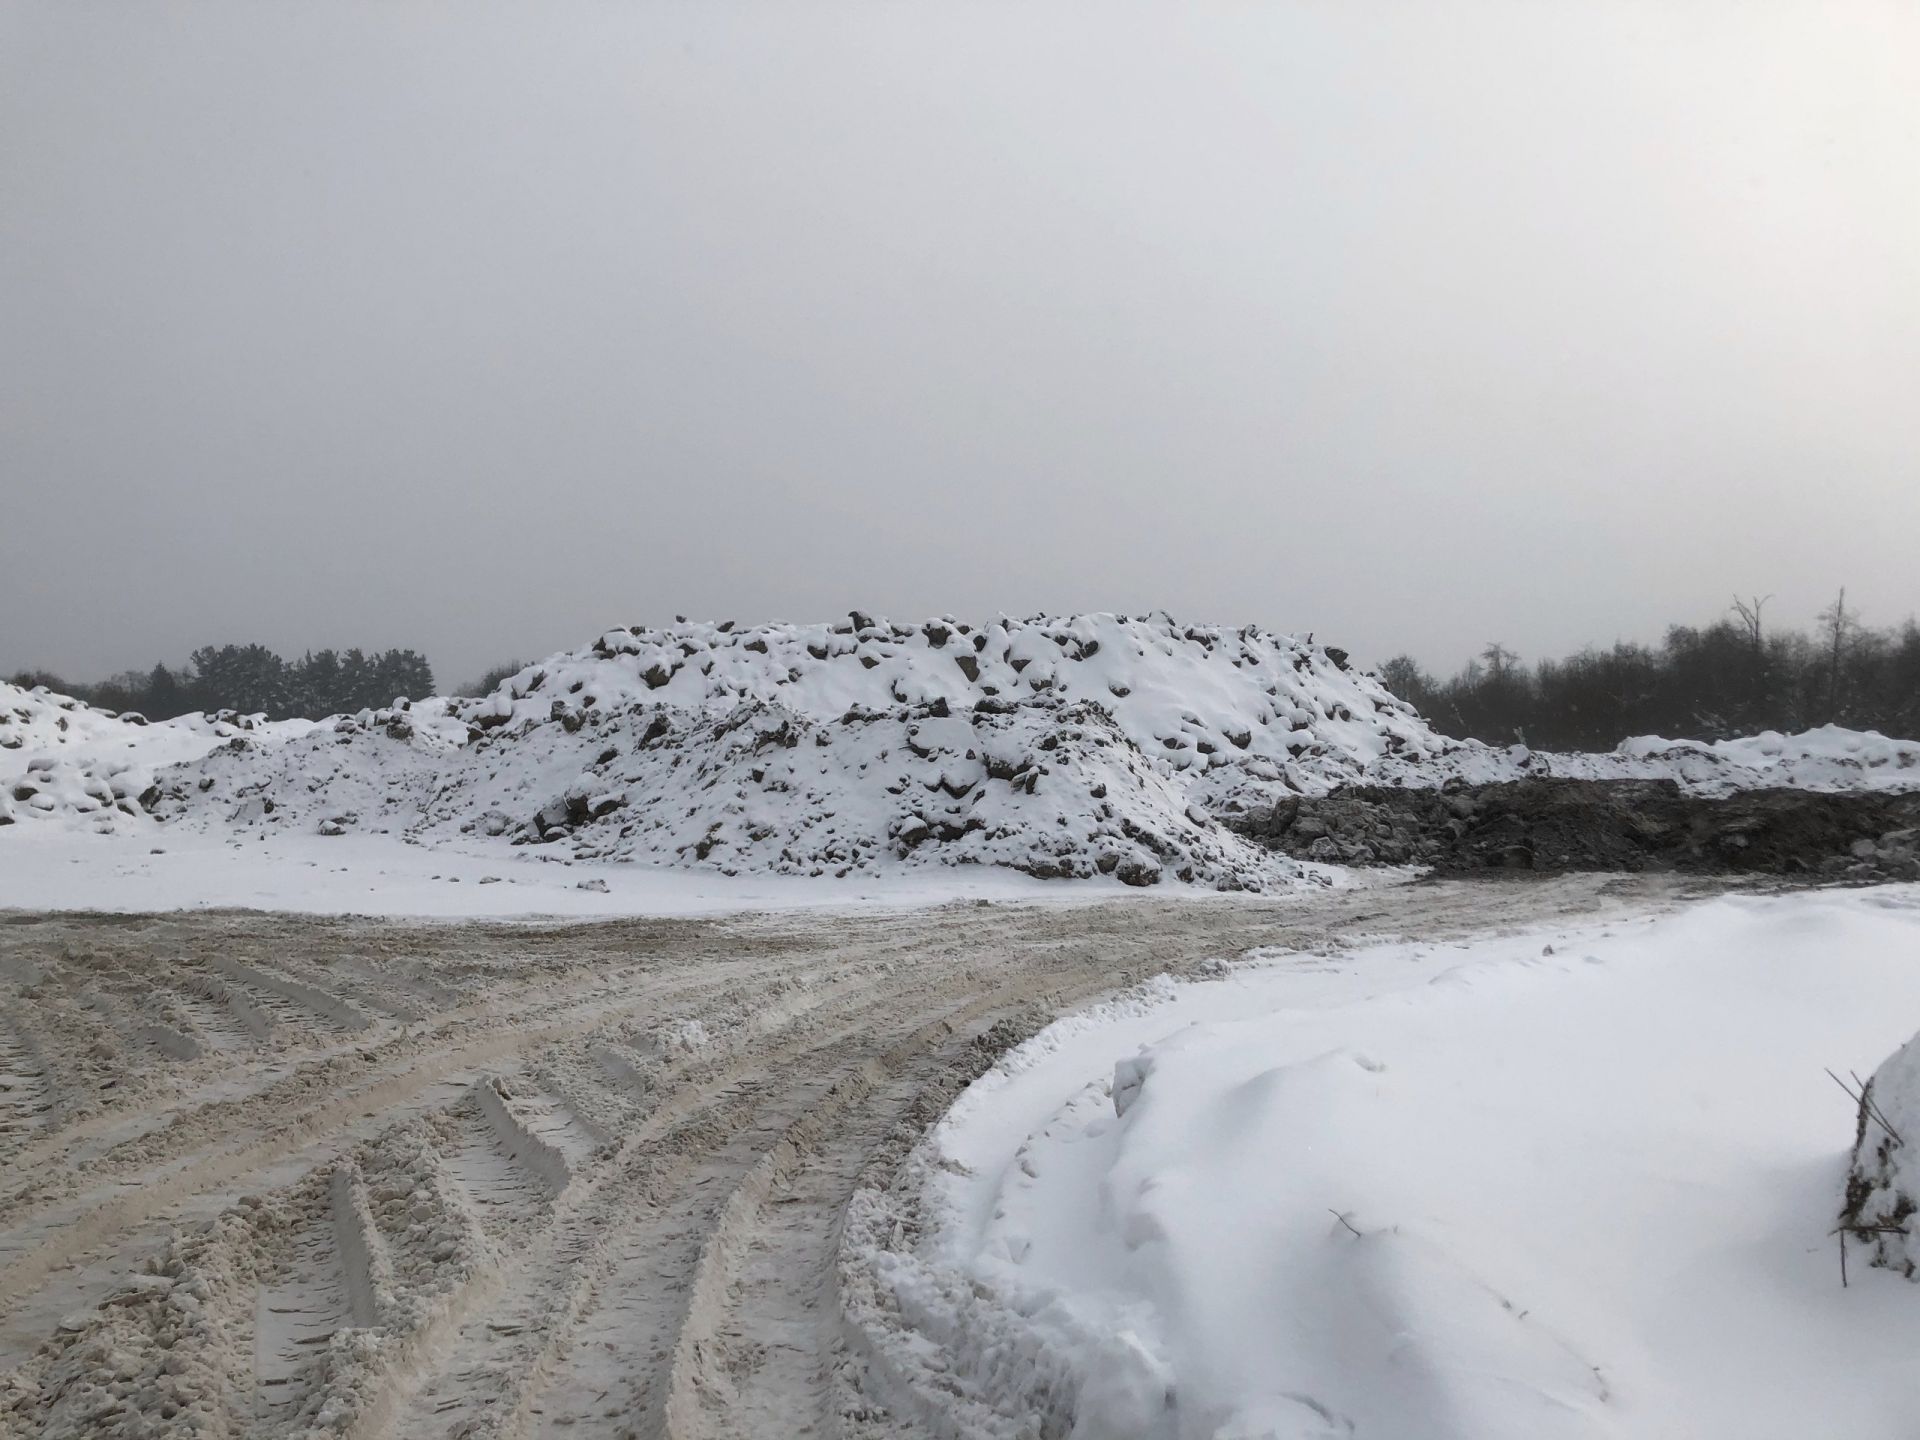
[3,0,1916,690]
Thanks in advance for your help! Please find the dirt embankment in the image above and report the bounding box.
[1239,778,1920,880]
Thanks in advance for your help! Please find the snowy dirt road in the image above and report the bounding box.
[0,876,1722,1439]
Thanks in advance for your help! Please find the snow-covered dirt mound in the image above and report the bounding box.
[0,682,314,833]
[1377,724,1920,797]
[850,889,1920,1439]
[1611,727,1920,792]
[141,615,1446,888]
[19,616,1920,889]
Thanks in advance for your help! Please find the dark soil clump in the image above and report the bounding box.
[1236,777,1920,880]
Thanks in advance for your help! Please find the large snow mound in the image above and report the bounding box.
[0,682,315,833]
[139,615,1446,889]
[12,615,1920,888]
[852,889,1920,1439]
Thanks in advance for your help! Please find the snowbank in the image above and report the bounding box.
[850,888,1920,1438]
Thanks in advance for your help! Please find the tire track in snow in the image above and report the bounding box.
[436,1080,575,1241]
[252,1174,379,1427]
[375,962,949,1440]
[0,1018,52,1156]
[160,981,269,1054]
[210,957,376,1035]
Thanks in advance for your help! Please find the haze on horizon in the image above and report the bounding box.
[3,0,1916,690]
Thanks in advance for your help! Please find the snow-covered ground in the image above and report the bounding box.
[849,885,1920,1439]
[0,875,1636,1440]
[0,826,1249,918]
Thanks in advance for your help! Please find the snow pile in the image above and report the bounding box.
[851,890,1920,1438]
[0,681,315,833]
[1615,726,1920,789]
[142,615,1445,888]
[0,680,150,752]
[17,617,1920,888]
[1378,724,1920,797]
[1842,1029,1920,1278]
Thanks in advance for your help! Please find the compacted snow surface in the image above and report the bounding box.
[0,828,1150,918]
[851,886,1920,1438]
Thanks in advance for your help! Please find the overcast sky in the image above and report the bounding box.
[3,1,1916,689]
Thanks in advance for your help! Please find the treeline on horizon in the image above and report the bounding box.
[9,597,1919,747]
[8,644,436,722]
[1381,593,1920,751]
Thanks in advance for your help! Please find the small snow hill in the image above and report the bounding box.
[141,614,1448,889]
[0,681,314,833]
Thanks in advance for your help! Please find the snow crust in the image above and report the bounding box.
[852,887,1920,1438]
[0,827,1156,918]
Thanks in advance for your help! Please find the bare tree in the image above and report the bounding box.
[1730,594,1770,653]
[1818,588,1860,718]
[1480,642,1519,683]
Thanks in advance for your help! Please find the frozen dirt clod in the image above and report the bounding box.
[1246,777,1920,880]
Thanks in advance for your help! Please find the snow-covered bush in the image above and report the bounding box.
[1842,1034,1920,1276]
